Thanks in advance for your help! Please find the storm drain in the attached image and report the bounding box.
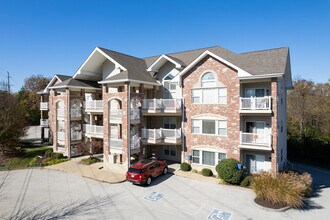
[207,208,232,220]
[144,191,164,202]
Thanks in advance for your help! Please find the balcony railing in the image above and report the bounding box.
[240,97,271,111]
[71,108,82,118]
[110,138,123,149]
[131,134,140,150]
[57,131,65,141]
[109,109,123,120]
[85,100,103,112]
[142,128,181,143]
[85,124,104,138]
[57,109,65,118]
[40,102,49,110]
[71,131,82,141]
[240,132,272,148]
[40,119,49,127]
[130,108,140,120]
[142,99,182,113]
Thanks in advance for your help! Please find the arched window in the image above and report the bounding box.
[201,72,216,87]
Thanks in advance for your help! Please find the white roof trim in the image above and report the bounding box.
[171,50,251,84]
[147,54,182,72]
[238,73,284,80]
[98,79,161,86]
[49,85,102,90]
[42,75,65,93]
[73,47,127,79]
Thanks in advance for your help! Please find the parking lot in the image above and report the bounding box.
[0,167,329,220]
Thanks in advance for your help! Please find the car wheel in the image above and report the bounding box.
[163,167,168,175]
[146,177,152,186]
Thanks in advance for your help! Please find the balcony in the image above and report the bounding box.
[239,97,272,114]
[142,99,182,115]
[40,102,49,110]
[109,109,123,123]
[40,119,49,127]
[85,124,104,138]
[57,131,65,142]
[71,108,82,119]
[130,108,140,122]
[57,109,65,118]
[85,100,103,113]
[71,131,82,141]
[131,134,140,150]
[239,132,272,150]
[142,128,181,144]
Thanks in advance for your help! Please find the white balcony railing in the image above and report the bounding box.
[71,108,82,118]
[57,131,65,141]
[240,97,271,111]
[130,108,140,120]
[40,102,49,110]
[40,119,49,127]
[110,138,123,149]
[142,128,181,143]
[142,99,182,112]
[131,134,140,149]
[109,109,123,120]
[71,131,82,141]
[57,109,65,117]
[240,132,272,147]
[85,124,104,138]
[85,100,103,111]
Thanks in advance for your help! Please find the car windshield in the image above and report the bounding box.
[128,168,142,174]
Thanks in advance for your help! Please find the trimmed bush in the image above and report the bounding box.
[191,169,198,173]
[240,175,253,187]
[80,157,101,165]
[28,156,40,167]
[201,168,213,177]
[42,158,69,166]
[51,152,64,159]
[180,162,192,171]
[45,149,53,157]
[216,158,243,184]
[251,171,312,208]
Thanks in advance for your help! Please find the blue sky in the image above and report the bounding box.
[0,0,329,92]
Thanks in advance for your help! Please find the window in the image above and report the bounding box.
[192,119,227,136]
[202,151,215,166]
[192,88,227,104]
[201,72,216,87]
[163,117,177,129]
[192,150,200,163]
[163,146,176,157]
[192,149,227,166]
[245,88,266,97]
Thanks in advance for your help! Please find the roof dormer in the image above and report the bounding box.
[147,54,184,72]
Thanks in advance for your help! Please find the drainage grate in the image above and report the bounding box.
[207,208,232,220]
[144,191,164,202]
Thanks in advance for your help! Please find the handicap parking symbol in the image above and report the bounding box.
[144,191,164,202]
[207,208,232,220]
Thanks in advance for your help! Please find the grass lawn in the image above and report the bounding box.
[0,144,52,171]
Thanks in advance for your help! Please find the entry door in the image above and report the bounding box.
[246,122,265,143]
[246,154,265,173]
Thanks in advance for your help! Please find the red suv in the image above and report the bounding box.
[126,159,168,185]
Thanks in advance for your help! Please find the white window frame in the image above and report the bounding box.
[192,119,227,136]
[192,149,227,166]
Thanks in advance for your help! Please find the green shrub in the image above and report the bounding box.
[51,152,64,159]
[80,157,101,165]
[42,158,69,166]
[251,171,312,208]
[180,162,192,171]
[45,149,53,157]
[28,156,40,167]
[201,168,213,177]
[215,158,243,184]
[191,169,198,173]
[240,175,253,187]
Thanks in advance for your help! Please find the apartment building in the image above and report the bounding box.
[38,45,292,173]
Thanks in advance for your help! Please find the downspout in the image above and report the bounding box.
[67,89,71,158]
[127,81,131,169]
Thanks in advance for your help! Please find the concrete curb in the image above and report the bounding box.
[251,198,291,212]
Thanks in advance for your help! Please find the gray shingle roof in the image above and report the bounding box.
[56,74,71,81]
[50,78,101,89]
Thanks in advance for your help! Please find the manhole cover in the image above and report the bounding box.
[144,191,164,202]
[207,208,232,220]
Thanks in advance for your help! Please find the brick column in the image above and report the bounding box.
[271,78,278,172]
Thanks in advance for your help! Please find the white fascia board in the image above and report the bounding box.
[238,73,284,80]
[73,47,127,79]
[147,54,182,72]
[172,50,251,85]
[43,75,63,93]
[98,79,161,86]
[49,85,102,90]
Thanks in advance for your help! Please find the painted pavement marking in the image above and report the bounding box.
[144,191,164,202]
[207,208,232,220]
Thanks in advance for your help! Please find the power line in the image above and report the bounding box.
[0,67,12,93]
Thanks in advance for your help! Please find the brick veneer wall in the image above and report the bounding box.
[182,56,240,161]
[271,78,278,172]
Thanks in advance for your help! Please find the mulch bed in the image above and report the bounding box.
[254,198,287,209]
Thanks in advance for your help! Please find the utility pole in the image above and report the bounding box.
[7,71,11,93]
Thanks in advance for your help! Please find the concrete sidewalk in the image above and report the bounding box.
[46,156,126,183]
